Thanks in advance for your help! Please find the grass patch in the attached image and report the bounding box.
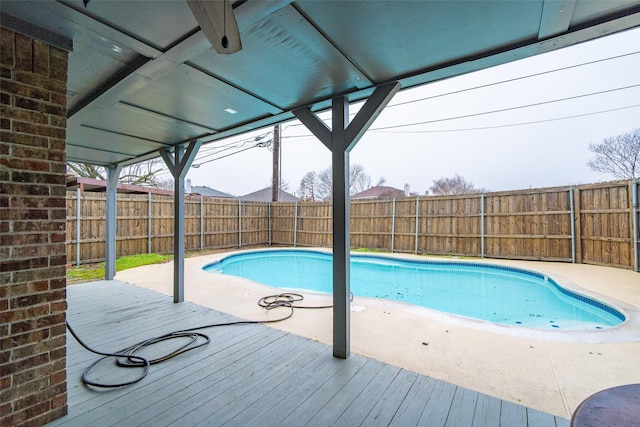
[67,253,172,284]
[352,247,386,253]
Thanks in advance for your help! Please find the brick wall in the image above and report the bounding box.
[1,27,69,426]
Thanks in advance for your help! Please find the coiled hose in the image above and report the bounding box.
[67,293,332,388]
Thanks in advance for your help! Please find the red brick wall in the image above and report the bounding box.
[1,27,69,426]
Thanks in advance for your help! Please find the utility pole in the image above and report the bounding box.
[272,124,281,201]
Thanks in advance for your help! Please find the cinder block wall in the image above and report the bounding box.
[1,27,69,426]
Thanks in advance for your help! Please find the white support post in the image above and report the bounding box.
[105,164,122,280]
[160,140,202,303]
[200,195,204,251]
[294,82,400,359]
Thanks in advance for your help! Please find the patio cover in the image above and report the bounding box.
[3,0,639,358]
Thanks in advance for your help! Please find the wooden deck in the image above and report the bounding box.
[49,281,570,426]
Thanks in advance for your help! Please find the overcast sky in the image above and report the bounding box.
[178,27,640,197]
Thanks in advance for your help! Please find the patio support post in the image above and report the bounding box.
[160,140,203,303]
[294,82,400,359]
[148,192,152,254]
[76,188,81,266]
[105,164,122,280]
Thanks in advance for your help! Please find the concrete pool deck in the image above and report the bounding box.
[115,248,640,419]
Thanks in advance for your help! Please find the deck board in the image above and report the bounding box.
[49,280,570,427]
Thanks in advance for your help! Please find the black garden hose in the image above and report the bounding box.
[67,292,332,389]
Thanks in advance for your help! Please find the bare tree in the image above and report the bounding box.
[587,128,640,179]
[349,164,371,195]
[67,158,169,188]
[66,162,105,180]
[304,164,377,201]
[316,167,333,201]
[298,171,320,201]
[429,174,485,195]
[119,159,165,186]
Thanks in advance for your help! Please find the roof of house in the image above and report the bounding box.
[239,187,299,202]
[190,185,235,199]
[66,175,174,196]
[351,186,408,200]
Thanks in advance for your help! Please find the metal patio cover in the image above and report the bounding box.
[3,0,640,166]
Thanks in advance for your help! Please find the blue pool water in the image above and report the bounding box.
[204,250,625,330]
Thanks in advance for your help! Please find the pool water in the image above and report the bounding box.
[204,250,624,330]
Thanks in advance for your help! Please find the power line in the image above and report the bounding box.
[386,51,640,109]
[192,141,271,168]
[282,87,639,139]
[155,137,272,177]
[196,131,271,156]
[370,84,640,131]
[369,104,640,134]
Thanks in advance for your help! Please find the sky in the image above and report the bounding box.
[177,27,640,197]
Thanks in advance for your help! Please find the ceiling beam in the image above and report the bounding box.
[538,0,577,40]
[345,82,400,151]
[187,0,242,54]
[0,12,73,52]
[39,0,163,58]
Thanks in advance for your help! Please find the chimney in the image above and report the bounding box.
[404,183,410,197]
[186,178,192,194]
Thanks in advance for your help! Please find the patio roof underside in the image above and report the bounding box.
[3,0,640,166]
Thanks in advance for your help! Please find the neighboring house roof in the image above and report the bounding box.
[351,185,409,200]
[190,185,236,199]
[239,187,299,202]
[66,175,174,196]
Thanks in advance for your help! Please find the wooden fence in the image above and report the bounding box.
[66,180,639,271]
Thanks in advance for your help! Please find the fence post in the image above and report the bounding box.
[574,185,583,264]
[200,195,204,251]
[293,201,298,247]
[391,198,396,253]
[414,196,419,254]
[569,186,576,263]
[268,202,272,246]
[480,193,485,258]
[238,199,242,248]
[76,188,81,265]
[631,178,638,272]
[148,192,152,254]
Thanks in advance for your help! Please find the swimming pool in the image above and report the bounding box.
[204,250,625,330]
